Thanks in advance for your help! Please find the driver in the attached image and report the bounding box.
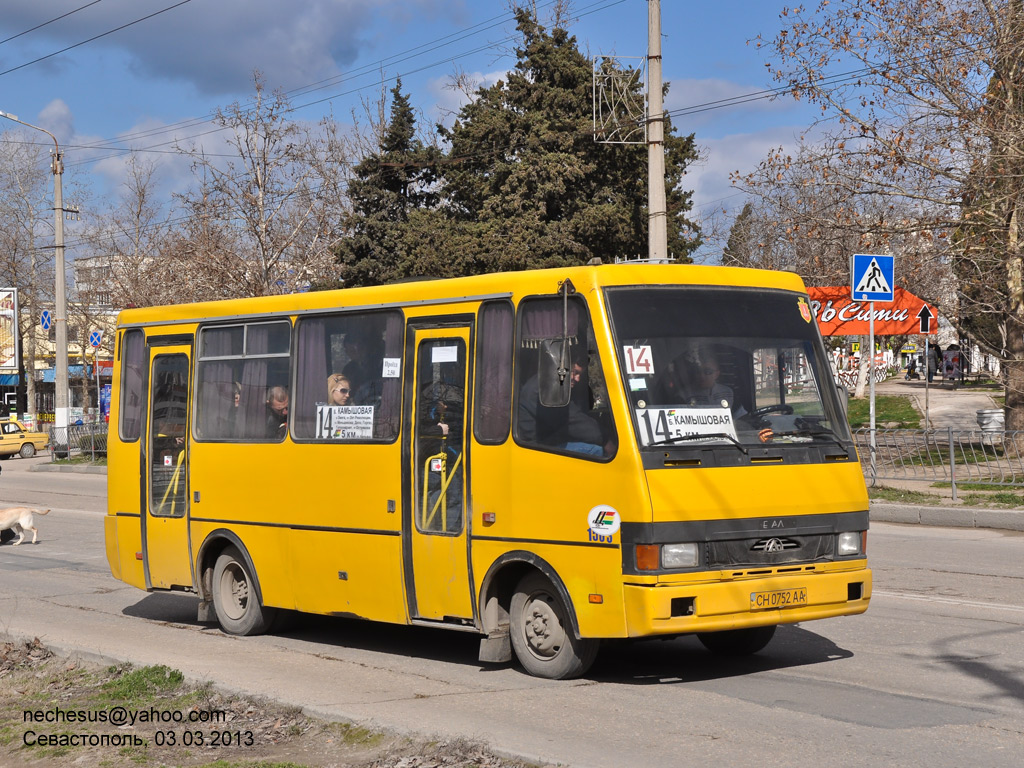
[657,349,735,410]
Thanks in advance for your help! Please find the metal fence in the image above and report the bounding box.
[44,422,109,461]
[853,427,1024,499]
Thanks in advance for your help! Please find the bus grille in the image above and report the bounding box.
[706,534,834,568]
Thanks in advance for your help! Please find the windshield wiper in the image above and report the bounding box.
[646,432,749,455]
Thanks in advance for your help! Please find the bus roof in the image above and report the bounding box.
[115,263,808,328]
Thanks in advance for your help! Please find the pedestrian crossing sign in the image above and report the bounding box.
[851,253,895,303]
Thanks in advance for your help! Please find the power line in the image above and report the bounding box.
[0,0,105,47]
[67,0,627,164]
[0,0,193,78]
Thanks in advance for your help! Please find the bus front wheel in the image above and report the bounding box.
[510,572,598,679]
[697,625,776,656]
[212,545,276,636]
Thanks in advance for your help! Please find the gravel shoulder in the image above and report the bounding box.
[1,638,545,768]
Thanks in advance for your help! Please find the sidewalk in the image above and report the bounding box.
[872,376,998,429]
[865,375,1024,529]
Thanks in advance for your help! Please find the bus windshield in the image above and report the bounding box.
[605,286,851,451]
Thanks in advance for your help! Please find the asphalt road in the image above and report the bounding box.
[2,457,1023,767]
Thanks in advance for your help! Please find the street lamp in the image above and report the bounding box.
[0,109,70,453]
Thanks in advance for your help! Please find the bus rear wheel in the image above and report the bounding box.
[212,545,276,636]
[697,625,776,656]
[510,572,598,679]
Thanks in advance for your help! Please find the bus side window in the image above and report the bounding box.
[293,310,404,442]
[474,300,514,444]
[515,297,615,459]
[194,321,290,441]
[120,329,145,441]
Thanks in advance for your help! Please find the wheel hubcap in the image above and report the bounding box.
[522,593,565,658]
[219,563,249,620]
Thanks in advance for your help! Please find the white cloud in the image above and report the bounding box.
[37,99,74,142]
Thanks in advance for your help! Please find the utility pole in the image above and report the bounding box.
[647,0,668,261]
[0,110,70,454]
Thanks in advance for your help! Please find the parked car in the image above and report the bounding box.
[0,419,49,458]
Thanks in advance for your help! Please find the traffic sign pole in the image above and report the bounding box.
[869,305,876,485]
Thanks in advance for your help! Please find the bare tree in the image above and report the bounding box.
[0,131,55,420]
[174,72,345,298]
[96,154,175,308]
[739,0,1020,415]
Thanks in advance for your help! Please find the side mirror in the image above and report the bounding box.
[538,340,572,407]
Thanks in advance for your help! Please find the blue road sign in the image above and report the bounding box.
[851,253,895,303]
[89,330,102,348]
[40,309,51,330]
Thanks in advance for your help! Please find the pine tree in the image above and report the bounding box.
[439,9,700,269]
[335,79,440,286]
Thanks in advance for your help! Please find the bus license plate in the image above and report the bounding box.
[750,587,807,611]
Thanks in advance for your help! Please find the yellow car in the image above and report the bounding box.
[0,419,49,458]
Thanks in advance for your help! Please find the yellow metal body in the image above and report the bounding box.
[104,264,871,644]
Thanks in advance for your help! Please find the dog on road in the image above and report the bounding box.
[0,507,51,546]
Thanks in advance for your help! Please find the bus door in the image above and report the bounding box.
[405,326,473,622]
[143,345,193,590]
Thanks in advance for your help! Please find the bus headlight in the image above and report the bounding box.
[837,531,863,556]
[662,542,699,569]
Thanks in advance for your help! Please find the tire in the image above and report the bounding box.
[19,443,36,458]
[510,572,599,679]
[697,625,777,656]
[211,545,276,636]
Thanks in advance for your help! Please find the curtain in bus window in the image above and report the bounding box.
[377,314,403,438]
[293,318,327,439]
[475,301,513,443]
[120,330,145,441]
[195,330,235,440]
[238,324,291,441]
[520,299,581,346]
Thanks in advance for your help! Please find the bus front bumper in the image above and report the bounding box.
[621,565,872,637]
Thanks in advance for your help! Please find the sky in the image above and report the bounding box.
[0,0,822,262]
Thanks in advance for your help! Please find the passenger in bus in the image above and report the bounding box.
[225,381,242,437]
[655,350,734,409]
[326,374,352,405]
[265,386,289,438]
[519,351,608,457]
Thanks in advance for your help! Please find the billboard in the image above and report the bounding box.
[0,289,18,374]
[806,286,938,336]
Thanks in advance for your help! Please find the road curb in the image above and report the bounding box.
[870,501,1024,531]
[28,463,107,474]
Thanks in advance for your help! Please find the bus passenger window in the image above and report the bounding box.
[120,329,145,441]
[515,297,615,459]
[474,301,514,444]
[194,321,291,441]
[292,310,404,442]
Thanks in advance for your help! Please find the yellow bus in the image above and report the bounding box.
[104,263,871,679]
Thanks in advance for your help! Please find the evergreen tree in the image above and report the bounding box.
[335,78,440,286]
[438,9,700,269]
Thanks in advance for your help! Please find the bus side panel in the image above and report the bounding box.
[191,519,291,604]
[472,444,649,639]
[106,361,146,589]
[288,531,406,621]
[188,442,404,617]
[104,514,146,589]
